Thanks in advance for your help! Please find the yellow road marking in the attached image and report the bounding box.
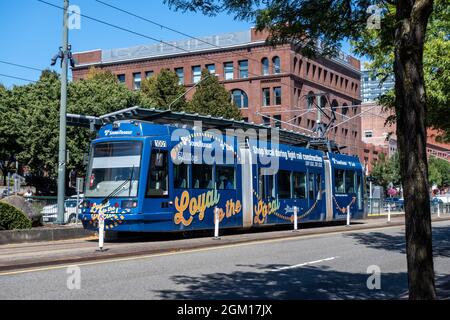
[0,223,410,277]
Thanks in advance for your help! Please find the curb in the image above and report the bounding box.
[0,226,95,245]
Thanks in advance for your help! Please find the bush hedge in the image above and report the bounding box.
[0,202,32,230]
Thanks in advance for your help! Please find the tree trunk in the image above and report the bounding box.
[394,0,436,299]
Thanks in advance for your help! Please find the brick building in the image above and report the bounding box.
[72,28,366,159]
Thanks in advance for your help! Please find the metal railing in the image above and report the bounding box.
[366,197,450,217]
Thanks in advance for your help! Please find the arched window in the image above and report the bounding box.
[331,99,339,113]
[342,103,348,116]
[261,58,269,76]
[307,91,315,110]
[231,89,248,109]
[319,96,327,109]
[272,56,281,74]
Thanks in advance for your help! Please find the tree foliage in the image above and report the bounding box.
[353,0,450,141]
[370,152,401,189]
[428,156,450,187]
[188,69,242,119]
[5,69,141,179]
[139,68,187,111]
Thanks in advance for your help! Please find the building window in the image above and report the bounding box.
[238,60,248,79]
[274,115,282,128]
[192,66,201,83]
[262,116,271,126]
[133,72,141,90]
[307,92,315,110]
[224,62,234,80]
[272,56,281,74]
[231,89,248,109]
[175,67,184,85]
[364,131,373,138]
[117,74,126,83]
[342,103,349,116]
[262,58,269,76]
[319,95,327,109]
[273,87,282,105]
[262,88,270,106]
[145,71,154,79]
[206,64,216,74]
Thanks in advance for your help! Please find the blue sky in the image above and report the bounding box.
[0,0,359,88]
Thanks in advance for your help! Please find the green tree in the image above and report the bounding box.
[67,68,141,175]
[10,69,140,181]
[371,152,401,190]
[139,68,187,111]
[165,0,439,298]
[356,0,450,141]
[428,156,450,187]
[188,69,242,120]
[0,84,21,186]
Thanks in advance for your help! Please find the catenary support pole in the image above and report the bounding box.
[56,0,69,224]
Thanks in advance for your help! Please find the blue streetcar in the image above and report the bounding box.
[76,108,366,233]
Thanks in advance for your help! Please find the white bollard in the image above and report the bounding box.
[293,206,298,232]
[437,203,441,218]
[388,205,391,223]
[346,205,351,226]
[213,207,221,240]
[97,211,105,252]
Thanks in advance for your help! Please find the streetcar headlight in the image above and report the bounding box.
[121,200,138,209]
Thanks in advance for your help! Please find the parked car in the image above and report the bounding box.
[41,197,83,224]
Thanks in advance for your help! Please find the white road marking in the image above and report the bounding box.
[270,256,338,272]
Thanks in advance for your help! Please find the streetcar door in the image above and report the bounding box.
[323,158,334,221]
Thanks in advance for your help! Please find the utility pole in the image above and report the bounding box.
[56,0,69,224]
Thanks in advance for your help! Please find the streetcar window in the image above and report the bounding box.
[335,169,345,194]
[216,166,236,190]
[316,174,322,200]
[192,164,213,189]
[308,173,315,200]
[293,171,307,199]
[277,170,291,199]
[259,168,276,198]
[146,150,169,197]
[174,163,189,189]
[346,171,356,193]
[86,141,142,198]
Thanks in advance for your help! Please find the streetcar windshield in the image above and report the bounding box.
[85,141,142,198]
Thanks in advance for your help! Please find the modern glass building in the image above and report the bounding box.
[361,70,394,103]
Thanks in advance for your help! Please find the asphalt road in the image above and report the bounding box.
[1,220,449,300]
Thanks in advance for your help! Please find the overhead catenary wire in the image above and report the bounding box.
[38,0,360,114]
[0,58,74,80]
[0,73,37,83]
[38,0,371,151]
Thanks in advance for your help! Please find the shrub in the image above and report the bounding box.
[1,195,43,227]
[0,202,32,230]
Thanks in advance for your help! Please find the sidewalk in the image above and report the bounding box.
[1,215,449,273]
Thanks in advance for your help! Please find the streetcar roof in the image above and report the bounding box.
[68,106,316,147]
